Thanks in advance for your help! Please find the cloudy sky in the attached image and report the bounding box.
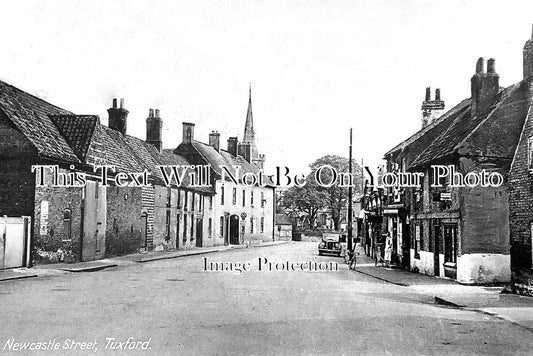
[1,0,533,175]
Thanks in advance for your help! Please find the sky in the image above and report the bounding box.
[2,0,533,176]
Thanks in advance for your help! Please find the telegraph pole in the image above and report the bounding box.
[347,128,353,253]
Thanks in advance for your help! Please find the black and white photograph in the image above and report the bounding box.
[1,1,533,355]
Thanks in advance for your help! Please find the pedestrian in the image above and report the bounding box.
[384,232,392,267]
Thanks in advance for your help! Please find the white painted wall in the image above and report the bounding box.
[456,253,511,284]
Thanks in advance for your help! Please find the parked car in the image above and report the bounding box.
[318,232,346,256]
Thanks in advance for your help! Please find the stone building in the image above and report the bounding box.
[384,33,533,283]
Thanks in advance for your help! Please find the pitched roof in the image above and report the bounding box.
[384,98,471,158]
[411,82,527,168]
[49,115,99,161]
[0,80,79,163]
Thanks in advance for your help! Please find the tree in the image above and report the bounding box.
[279,182,328,229]
[309,155,363,231]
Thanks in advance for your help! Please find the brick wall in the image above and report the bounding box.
[509,94,533,294]
[105,185,143,257]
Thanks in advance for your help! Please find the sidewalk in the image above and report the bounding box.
[352,247,533,332]
[3,240,289,279]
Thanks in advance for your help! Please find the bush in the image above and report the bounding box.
[292,232,302,241]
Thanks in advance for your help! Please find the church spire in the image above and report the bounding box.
[242,84,264,168]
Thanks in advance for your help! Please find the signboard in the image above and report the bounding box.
[40,201,49,235]
[440,192,452,201]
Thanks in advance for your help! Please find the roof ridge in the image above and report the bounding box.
[0,79,73,114]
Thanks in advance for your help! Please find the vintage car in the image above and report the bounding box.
[318,232,346,256]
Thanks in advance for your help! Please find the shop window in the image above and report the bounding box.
[220,216,224,237]
[177,189,182,209]
[209,196,213,209]
[184,191,189,211]
[250,217,254,234]
[208,218,212,237]
[63,209,72,241]
[183,215,188,243]
[242,190,246,207]
[190,217,194,241]
[221,186,225,205]
[167,188,172,207]
[176,214,180,243]
[165,210,171,239]
[191,193,195,211]
[232,188,237,205]
[444,225,457,263]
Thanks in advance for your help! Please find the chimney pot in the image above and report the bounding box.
[112,98,118,108]
[435,88,441,101]
[425,87,431,101]
[149,109,154,118]
[155,109,160,118]
[476,57,485,74]
[487,58,496,74]
[120,98,124,109]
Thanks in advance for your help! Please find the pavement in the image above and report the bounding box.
[352,247,533,332]
[2,240,289,279]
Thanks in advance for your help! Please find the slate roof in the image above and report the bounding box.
[411,82,527,169]
[0,80,79,163]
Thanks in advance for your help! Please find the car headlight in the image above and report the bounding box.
[334,243,340,248]
[319,242,325,248]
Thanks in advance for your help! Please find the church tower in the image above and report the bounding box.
[243,84,265,169]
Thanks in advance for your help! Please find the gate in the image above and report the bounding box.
[0,216,31,269]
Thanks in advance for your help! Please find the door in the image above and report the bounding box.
[82,181,106,261]
[195,218,203,247]
[0,216,31,269]
[140,213,148,250]
[229,215,239,244]
[434,223,441,276]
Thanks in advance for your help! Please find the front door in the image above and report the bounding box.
[229,215,239,244]
[196,218,203,247]
[0,216,30,269]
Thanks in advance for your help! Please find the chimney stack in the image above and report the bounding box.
[209,131,220,152]
[523,24,533,80]
[108,97,129,135]
[421,87,445,128]
[227,137,238,156]
[471,57,500,116]
[146,108,163,152]
[182,122,195,144]
[238,142,252,163]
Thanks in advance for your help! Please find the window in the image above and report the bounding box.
[232,188,237,205]
[184,191,189,211]
[220,216,224,237]
[250,217,254,234]
[190,217,194,240]
[199,196,203,211]
[63,209,72,241]
[191,193,195,211]
[209,196,213,209]
[260,217,264,233]
[261,192,265,208]
[165,210,171,239]
[177,189,182,209]
[251,191,254,207]
[221,186,225,205]
[95,181,99,199]
[444,225,457,263]
[176,214,181,244]
[208,218,212,237]
[183,215,188,243]
[167,188,172,207]
[242,190,246,207]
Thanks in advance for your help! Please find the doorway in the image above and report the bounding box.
[229,215,240,244]
[196,218,203,247]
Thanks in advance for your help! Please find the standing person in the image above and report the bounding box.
[384,232,393,267]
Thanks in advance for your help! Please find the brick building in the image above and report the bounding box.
[383,31,533,283]
[508,26,533,295]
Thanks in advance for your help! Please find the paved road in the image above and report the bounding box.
[1,242,532,355]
